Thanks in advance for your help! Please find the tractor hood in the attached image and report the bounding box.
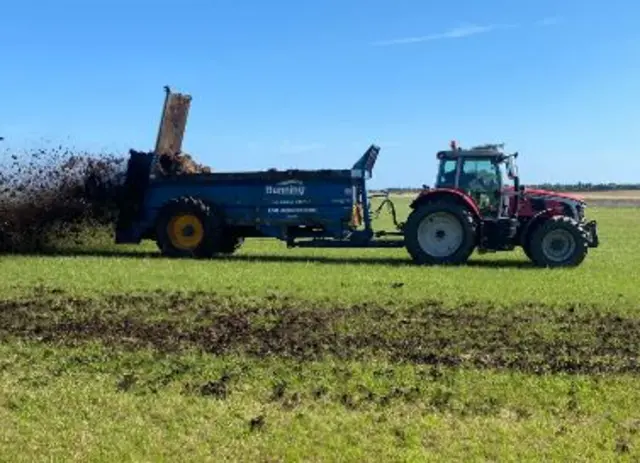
[522,187,586,204]
[504,186,586,204]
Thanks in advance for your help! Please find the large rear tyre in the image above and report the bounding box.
[218,230,244,255]
[404,201,477,265]
[155,196,223,258]
[528,215,588,267]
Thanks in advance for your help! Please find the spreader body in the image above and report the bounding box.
[114,145,397,253]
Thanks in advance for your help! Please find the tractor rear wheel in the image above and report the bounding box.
[528,215,588,267]
[155,196,223,258]
[404,201,477,265]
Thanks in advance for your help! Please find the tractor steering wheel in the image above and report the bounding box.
[472,172,497,191]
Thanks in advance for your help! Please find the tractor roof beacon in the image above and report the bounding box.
[403,141,599,267]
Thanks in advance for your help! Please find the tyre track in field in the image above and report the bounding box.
[1,291,639,374]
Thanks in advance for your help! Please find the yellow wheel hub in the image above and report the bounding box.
[167,214,204,250]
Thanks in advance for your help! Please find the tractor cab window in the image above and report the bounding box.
[437,159,457,187]
[459,158,501,214]
[459,158,500,191]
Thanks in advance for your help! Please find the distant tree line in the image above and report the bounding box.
[375,183,640,194]
[524,183,640,192]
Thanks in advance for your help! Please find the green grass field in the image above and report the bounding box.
[1,197,639,461]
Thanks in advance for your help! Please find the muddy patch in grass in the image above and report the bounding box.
[1,291,640,374]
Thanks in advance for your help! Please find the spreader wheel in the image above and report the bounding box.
[528,215,588,267]
[404,201,477,265]
[155,196,223,258]
[218,230,244,255]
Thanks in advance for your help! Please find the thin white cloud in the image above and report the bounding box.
[371,23,518,46]
[536,16,562,27]
[371,17,560,47]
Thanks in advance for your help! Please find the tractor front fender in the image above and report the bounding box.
[410,189,481,220]
[519,208,556,247]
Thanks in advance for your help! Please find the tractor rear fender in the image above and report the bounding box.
[410,189,481,220]
[519,208,556,247]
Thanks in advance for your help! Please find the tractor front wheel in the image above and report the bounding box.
[404,201,477,265]
[521,241,533,261]
[528,215,588,267]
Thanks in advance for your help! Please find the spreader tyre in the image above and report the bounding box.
[218,230,244,255]
[155,196,223,258]
[528,215,588,267]
[404,201,477,265]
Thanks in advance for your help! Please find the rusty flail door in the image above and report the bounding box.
[154,86,192,156]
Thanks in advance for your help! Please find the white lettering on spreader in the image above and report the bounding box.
[268,208,318,214]
[270,199,311,205]
[265,180,306,196]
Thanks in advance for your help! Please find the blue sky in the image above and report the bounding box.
[1,0,639,188]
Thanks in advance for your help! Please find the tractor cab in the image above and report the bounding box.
[434,141,520,218]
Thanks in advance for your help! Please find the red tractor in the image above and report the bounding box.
[402,142,599,267]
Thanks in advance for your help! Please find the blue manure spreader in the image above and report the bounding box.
[114,144,408,258]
